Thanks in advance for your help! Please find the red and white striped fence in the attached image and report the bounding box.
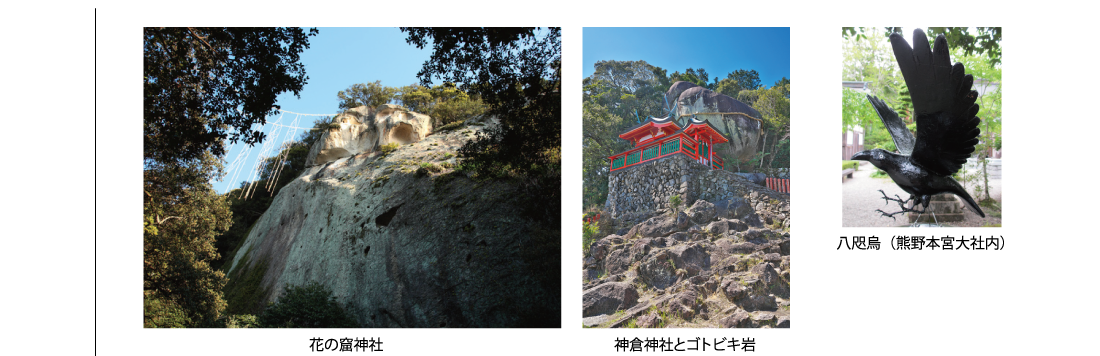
[766,178,790,194]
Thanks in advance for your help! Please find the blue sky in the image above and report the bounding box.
[214,27,433,193]
[582,27,790,87]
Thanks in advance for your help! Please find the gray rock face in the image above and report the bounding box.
[665,81,761,160]
[666,289,699,319]
[686,200,717,224]
[670,243,710,274]
[639,251,678,290]
[719,309,753,328]
[582,282,639,317]
[636,311,663,328]
[226,118,558,327]
[636,215,680,238]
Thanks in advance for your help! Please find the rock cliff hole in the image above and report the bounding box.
[465,253,472,263]
[364,246,371,256]
[392,122,414,144]
[374,204,403,227]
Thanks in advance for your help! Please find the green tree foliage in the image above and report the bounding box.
[337,80,397,110]
[402,27,561,223]
[714,69,762,97]
[952,49,1002,201]
[669,68,710,88]
[144,27,316,163]
[584,60,670,124]
[926,27,1002,66]
[842,27,906,106]
[735,80,791,172]
[335,81,488,126]
[841,88,878,133]
[669,195,682,215]
[258,282,359,328]
[143,291,192,328]
[582,219,599,256]
[143,152,233,326]
[399,83,488,125]
[581,102,627,208]
[843,27,1002,66]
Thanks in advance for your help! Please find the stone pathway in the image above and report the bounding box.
[842,162,1002,227]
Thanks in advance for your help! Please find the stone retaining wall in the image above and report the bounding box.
[604,154,789,228]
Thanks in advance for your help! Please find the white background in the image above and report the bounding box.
[80,2,1098,355]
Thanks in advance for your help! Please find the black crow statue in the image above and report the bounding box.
[851,29,985,220]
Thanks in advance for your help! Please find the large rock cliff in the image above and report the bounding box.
[665,81,762,160]
[226,110,559,327]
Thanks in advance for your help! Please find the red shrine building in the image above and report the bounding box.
[608,116,729,172]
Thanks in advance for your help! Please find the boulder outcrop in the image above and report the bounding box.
[305,105,434,166]
[582,196,790,328]
[665,81,761,160]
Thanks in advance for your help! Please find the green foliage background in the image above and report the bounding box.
[257,282,359,328]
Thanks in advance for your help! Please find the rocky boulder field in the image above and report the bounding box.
[582,198,790,328]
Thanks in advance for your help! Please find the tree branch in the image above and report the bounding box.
[187,27,214,51]
[156,216,183,225]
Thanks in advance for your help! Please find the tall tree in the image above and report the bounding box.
[144,152,232,326]
[582,102,628,208]
[586,60,670,121]
[736,82,791,172]
[144,27,317,163]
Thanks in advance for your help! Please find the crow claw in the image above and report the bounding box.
[873,191,926,220]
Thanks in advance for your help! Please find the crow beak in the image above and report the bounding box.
[851,150,871,161]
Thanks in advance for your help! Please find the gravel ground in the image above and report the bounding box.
[843,162,1002,227]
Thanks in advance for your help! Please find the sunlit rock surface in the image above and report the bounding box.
[665,81,761,161]
[306,104,434,166]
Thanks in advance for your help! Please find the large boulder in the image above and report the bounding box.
[685,199,717,224]
[638,251,678,290]
[665,81,761,160]
[669,243,710,275]
[718,309,753,328]
[582,282,639,317]
[712,198,754,221]
[306,105,434,166]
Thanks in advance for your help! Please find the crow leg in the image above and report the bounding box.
[874,190,927,221]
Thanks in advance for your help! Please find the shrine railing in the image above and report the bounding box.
[608,133,722,172]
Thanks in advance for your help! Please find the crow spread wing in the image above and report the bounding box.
[891,29,981,176]
[867,95,915,155]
